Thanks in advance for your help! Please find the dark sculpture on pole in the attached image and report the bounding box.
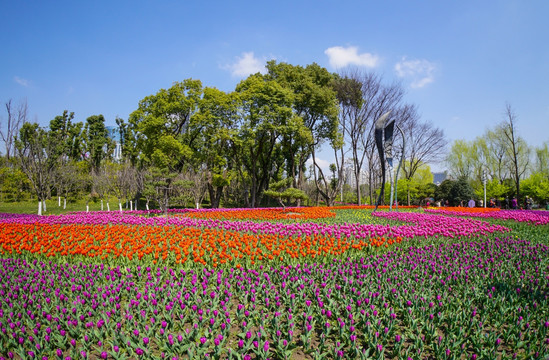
[390,124,405,210]
[374,111,393,211]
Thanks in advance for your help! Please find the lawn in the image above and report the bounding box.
[0,206,548,359]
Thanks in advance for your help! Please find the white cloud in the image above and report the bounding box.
[14,76,30,87]
[226,52,267,77]
[394,57,436,88]
[324,46,379,69]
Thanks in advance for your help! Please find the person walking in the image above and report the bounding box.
[468,198,476,208]
[511,197,518,209]
[525,196,533,210]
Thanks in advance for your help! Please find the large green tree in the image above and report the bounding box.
[84,114,112,173]
[129,79,202,213]
[265,61,339,195]
[234,73,296,207]
[49,111,86,206]
[192,87,239,208]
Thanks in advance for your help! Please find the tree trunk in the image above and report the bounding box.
[164,188,169,216]
[38,200,42,216]
[207,183,224,209]
[250,178,257,208]
[354,169,361,205]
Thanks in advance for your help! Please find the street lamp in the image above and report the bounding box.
[482,169,487,208]
[390,124,405,211]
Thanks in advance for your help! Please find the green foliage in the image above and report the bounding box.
[192,87,239,208]
[434,179,453,202]
[84,114,112,171]
[129,79,204,212]
[521,172,549,204]
[534,142,549,176]
[473,177,511,201]
[264,178,309,210]
[395,163,434,205]
[445,139,476,179]
[449,177,476,206]
[235,73,297,207]
[0,164,30,201]
[265,61,339,200]
[130,79,202,170]
[212,174,230,188]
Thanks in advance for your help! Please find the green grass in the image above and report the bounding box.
[0,198,137,215]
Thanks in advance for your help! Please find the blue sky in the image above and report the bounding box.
[1,0,548,171]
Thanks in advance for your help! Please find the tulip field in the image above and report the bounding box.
[0,206,548,359]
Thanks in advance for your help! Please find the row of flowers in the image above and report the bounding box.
[0,210,510,242]
[425,208,549,225]
[0,222,401,267]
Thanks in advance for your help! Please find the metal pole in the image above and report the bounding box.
[483,169,487,208]
[388,164,394,211]
[393,124,405,210]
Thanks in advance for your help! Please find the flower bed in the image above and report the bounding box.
[0,237,547,359]
[0,208,546,359]
[425,208,549,225]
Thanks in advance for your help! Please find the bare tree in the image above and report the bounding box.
[14,122,59,215]
[400,106,446,204]
[181,167,208,208]
[105,161,137,212]
[500,103,530,201]
[311,146,344,207]
[92,166,111,211]
[57,161,88,209]
[483,129,511,183]
[334,70,405,205]
[1,99,27,160]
